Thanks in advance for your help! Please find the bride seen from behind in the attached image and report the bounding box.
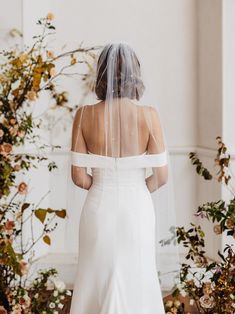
[69,42,178,313]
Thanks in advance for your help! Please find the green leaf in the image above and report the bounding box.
[43,235,51,245]
[34,208,47,223]
[55,209,67,218]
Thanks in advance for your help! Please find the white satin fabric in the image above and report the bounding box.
[70,151,167,314]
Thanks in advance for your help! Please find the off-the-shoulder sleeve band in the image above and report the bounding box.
[71,150,168,169]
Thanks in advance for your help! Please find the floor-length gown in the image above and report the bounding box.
[70,151,167,314]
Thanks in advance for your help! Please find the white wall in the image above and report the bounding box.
[3,0,232,279]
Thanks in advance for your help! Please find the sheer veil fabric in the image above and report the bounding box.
[68,42,180,312]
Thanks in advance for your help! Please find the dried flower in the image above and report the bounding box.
[10,126,18,136]
[0,142,13,156]
[199,294,215,309]
[19,260,29,275]
[26,90,37,101]
[213,224,222,235]
[10,118,16,125]
[226,219,234,229]
[46,13,54,21]
[47,50,55,59]
[5,220,15,231]
[165,300,173,308]
[14,164,21,171]
[18,130,25,138]
[203,282,213,295]
[53,279,66,292]
[50,67,56,77]
[18,182,28,195]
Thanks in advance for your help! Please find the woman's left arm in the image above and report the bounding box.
[71,106,93,190]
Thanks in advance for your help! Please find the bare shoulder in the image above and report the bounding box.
[140,105,160,122]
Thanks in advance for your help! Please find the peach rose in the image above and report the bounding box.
[0,129,4,137]
[18,182,28,195]
[46,13,54,21]
[10,118,16,125]
[0,142,12,156]
[213,224,222,235]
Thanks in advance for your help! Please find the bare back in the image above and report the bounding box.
[71,99,165,158]
[82,100,150,157]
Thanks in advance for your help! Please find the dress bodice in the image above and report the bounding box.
[71,151,168,188]
[71,151,168,169]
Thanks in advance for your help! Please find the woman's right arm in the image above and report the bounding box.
[145,106,168,192]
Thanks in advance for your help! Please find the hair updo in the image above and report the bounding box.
[95,43,145,101]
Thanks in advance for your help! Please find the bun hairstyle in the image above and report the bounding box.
[95,43,145,101]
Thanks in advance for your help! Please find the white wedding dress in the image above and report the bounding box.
[70,150,167,314]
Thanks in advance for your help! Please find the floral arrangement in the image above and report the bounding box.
[163,136,235,314]
[0,13,99,313]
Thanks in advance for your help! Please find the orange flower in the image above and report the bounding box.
[46,13,54,21]
[213,224,222,235]
[0,142,12,156]
[18,182,28,195]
